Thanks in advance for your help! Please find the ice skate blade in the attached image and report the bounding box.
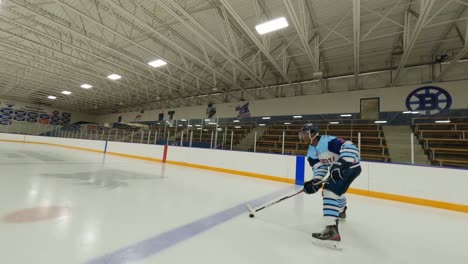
[311,237,343,250]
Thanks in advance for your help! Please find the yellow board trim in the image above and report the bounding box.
[0,139,25,143]
[166,160,295,184]
[0,139,104,153]
[1,138,467,213]
[347,188,468,213]
[106,151,163,163]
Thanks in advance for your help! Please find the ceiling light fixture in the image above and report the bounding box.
[255,17,288,35]
[107,74,121,80]
[148,59,167,68]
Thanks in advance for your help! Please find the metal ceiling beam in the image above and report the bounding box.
[0,25,147,92]
[4,2,187,98]
[154,0,261,98]
[134,3,237,91]
[0,51,118,101]
[436,20,468,81]
[218,0,292,85]
[8,0,205,97]
[0,70,52,94]
[252,0,300,85]
[0,74,101,111]
[391,0,435,86]
[100,0,245,95]
[283,0,327,93]
[0,38,167,104]
[0,59,91,91]
[50,0,220,97]
[0,68,115,110]
[362,0,405,41]
[0,36,159,106]
[304,0,329,77]
[353,0,361,90]
[431,5,467,54]
[0,48,134,100]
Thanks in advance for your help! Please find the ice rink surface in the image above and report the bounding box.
[0,142,467,264]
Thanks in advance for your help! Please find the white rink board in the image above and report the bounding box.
[26,135,106,152]
[1,133,468,205]
[367,162,468,204]
[106,142,165,160]
[0,133,26,142]
[167,146,296,180]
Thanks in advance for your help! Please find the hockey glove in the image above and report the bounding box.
[307,157,319,167]
[303,178,323,194]
[329,158,352,183]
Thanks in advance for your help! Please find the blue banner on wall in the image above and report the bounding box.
[27,117,38,123]
[0,114,12,120]
[1,108,14,115]
[15,110,26,117]
[28,112,39,118]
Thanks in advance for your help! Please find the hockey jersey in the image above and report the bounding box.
[306,135,360,180]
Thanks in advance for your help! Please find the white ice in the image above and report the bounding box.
[0,142,467,264]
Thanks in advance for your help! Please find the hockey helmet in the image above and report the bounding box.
[298,123,319,142]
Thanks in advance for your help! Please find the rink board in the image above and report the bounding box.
[1,133,467,212]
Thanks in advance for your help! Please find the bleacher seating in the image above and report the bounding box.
[184,125,253,147]
[251,122,391,162]
[412,117,468,168]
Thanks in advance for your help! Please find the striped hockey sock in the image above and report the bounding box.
[322,190,340,225]
[337,196,347,213]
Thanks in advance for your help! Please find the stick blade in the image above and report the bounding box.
[245,203,255,214]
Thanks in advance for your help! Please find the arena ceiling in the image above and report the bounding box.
[0,0,467,114]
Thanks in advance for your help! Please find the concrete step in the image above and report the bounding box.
[382,125,430,165]
[235,126,266,150]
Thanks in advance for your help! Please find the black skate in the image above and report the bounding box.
[311,224,342,250]
[338,206,347,221]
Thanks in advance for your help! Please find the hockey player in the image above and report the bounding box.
[298,123,361,247]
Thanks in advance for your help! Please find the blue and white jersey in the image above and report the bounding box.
[306,135,360,180]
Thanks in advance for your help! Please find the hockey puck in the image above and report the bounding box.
[249,214,255,218]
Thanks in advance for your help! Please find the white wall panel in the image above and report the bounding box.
[167,146,296,180]
[25,135,106,152]
[0,133,26,141]
[106,142,165,160]
[367,162,468,204]
[96,80,468,122]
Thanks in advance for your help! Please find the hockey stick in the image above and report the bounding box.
[246,175,329,217]
[246,189,304,216]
